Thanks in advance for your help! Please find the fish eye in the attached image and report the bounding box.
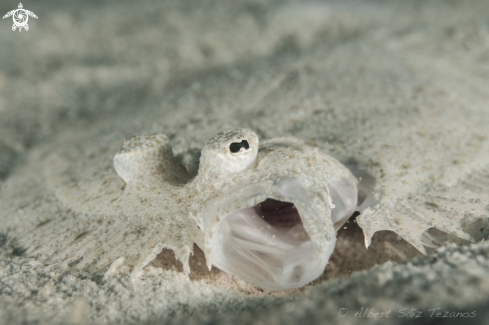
[199,129,258,175]
[229,140,249,153]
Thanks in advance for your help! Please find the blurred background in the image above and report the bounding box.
[1,0,487,182]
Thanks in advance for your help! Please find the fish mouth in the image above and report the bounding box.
[200,176,337,291]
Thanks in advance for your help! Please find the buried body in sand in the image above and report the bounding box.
[1,1,489,324]
[0,126,486,293]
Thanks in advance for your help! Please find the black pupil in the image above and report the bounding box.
[229,140,249,153]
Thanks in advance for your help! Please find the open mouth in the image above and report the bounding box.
[202,176,356,291]
[212,198,321,290]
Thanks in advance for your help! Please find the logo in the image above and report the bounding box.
[338,308,348,318]
[3,3,38,32]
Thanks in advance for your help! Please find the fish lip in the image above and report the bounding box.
[199,175,336,290]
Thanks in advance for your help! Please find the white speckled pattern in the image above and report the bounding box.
[111,128,356,289]
[1,0,489,321]
[0,127,358,290]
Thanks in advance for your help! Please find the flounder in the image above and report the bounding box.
[1,128,359,290]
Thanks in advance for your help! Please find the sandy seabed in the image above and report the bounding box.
[1,0,489,324]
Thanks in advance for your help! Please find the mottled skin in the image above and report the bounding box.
[111,128,355,278]
[0,128,357,287]
[0,126,485,290]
